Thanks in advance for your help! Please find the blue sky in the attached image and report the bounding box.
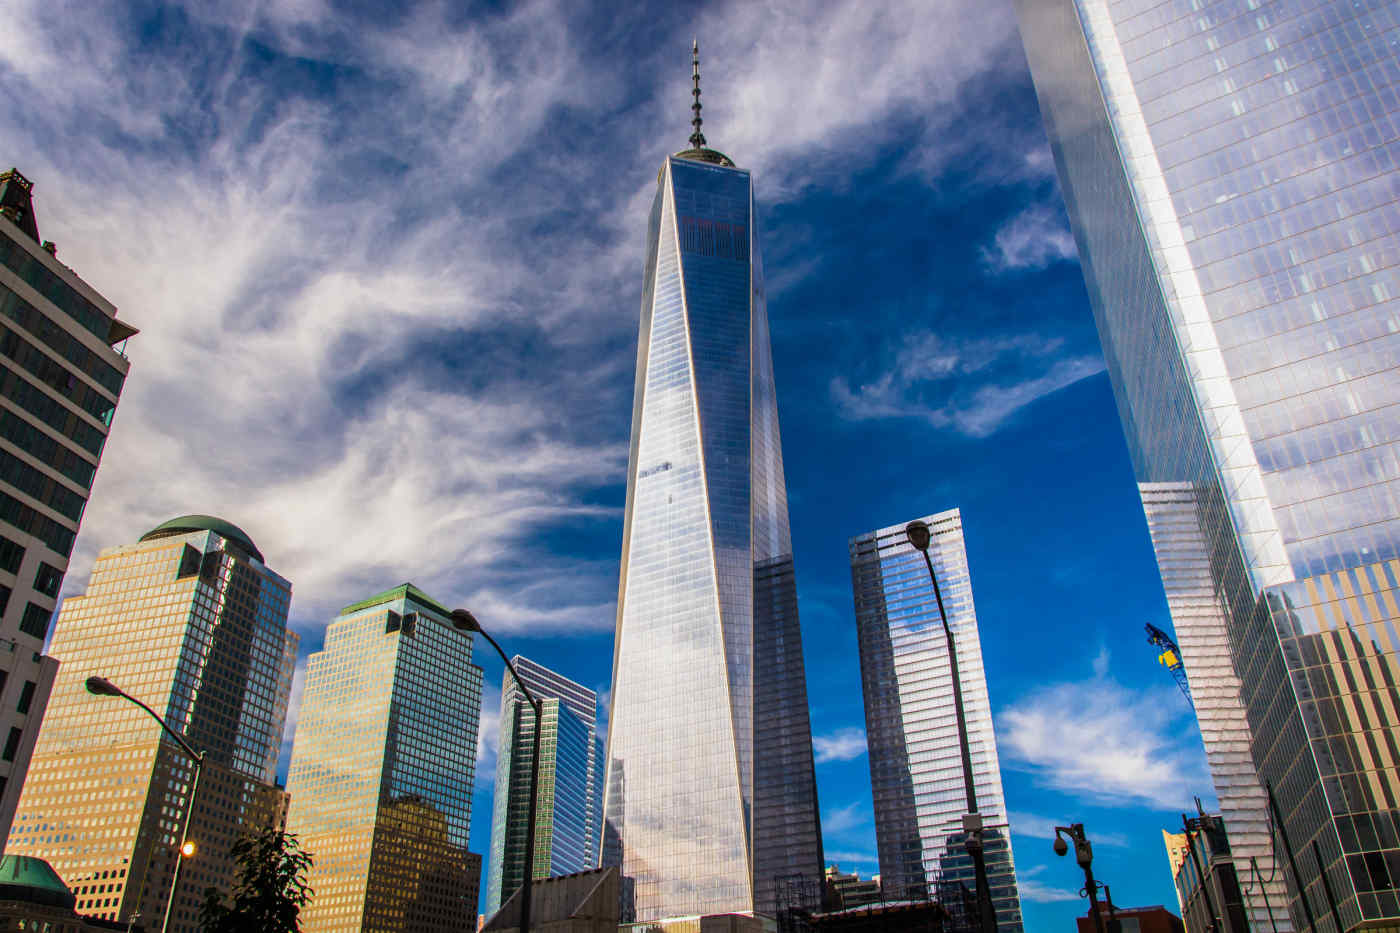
[1,0,1217,927]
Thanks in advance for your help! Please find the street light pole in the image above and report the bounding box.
[85,676,204,933]
[904,520,997,933]
[1054,823,1105,933]
[451,610,542,933]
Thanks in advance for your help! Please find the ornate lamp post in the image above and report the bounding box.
[85,675,204,933]
[904,520,997,933]
[450,609,542,933]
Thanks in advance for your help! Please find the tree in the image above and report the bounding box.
[199,828,314,933]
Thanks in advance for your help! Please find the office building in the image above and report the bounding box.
[6,515,297,930]
[485,656,603,915]
[1162,830,1191,916]
[1175,814,1249,933]
[0,167,138,842]
[824,866,883,911]
[1014,0,1400,925]
[600,45,824,923]
[286,583,484,932]
[848,509,1022,930]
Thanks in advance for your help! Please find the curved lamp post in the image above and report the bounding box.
[904,520,997,933]
[450,609,542,933]
[1054,823,1106,933]
[85,675,204,933]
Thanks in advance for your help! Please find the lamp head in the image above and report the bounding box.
[85,676,121,697]
[449,609,481,633]
[1053,835,1068,857]
[180,840,197,858]
[905,520,932,552]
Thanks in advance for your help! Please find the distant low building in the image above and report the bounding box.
[824,865,882,910]
[483,866,618,933]
[1075,904,1185,933]
[1160,831,1190,916]
[1173,815,1249,933]
[0,854,135,931]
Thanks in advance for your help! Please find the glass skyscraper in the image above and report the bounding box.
[1015,0,1400,927]
[6,515,297,931]
[485,656,603,915]
[601,50,824,923]
[0,167,138,844]
[285,583,484,933]
[849,509,1023,931]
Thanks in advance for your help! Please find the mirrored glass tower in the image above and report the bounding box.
[1015,0,1400,926]
[601,45,824,923]
[849,509,1023,931]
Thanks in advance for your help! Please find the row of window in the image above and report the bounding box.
[0,324,115,425]
[0,365,107,458]
[0,231,116,345]
[0,489,74,557]
[0,409,95,488]
[0,446,86,522]
[0,286,124,395]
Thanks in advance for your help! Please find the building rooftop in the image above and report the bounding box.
[0,855,76,910]
[139,514,264,563]
[340,583,452,619]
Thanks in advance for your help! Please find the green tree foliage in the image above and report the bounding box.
[199,828,314,933]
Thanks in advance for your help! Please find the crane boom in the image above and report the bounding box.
[1145,622,1193,708]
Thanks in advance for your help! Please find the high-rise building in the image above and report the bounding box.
[6,515,297,931]
[484,656,603,915]
[1015,0,1400,928]
[848,509,1023,930]
[600,45,824,923]
[0,167,138,842]
[286,583,484,933]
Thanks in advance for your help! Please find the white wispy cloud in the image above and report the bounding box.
[980,203,1078,271]
[1006,810,1131,848]
[476,682,502,781]
[822,801,870,836]
[1016,865,1083,903]
[830,331,1105,437]
[813,726,867,764]
[996,658,1210,810]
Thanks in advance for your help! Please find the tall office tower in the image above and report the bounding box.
[1014,0,1400,926]
[286,584,485,933]
[601,46,824,924]
[6,516,297,930]
[0,168,137,842]
[848,509,1023,930]
[484,656,604,915]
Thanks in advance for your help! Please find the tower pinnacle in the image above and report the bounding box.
[689,39,706,150]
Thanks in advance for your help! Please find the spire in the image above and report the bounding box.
[689,39,706,150]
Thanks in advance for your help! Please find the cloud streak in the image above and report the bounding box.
[813,727,868,764]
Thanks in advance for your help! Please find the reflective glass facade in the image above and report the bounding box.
[1015,0,1400,926]
[286,583,484,933]
[602,150,823,921]
[485,656,603,915]
[6,520,296,930]
[849,510,1023,931]
[0,170,136,844]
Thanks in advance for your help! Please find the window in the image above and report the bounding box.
[16,681,33,715]
[0,584,10,617]
[385,611,401,634]
[402,612,417,637]
[31,562,60,598]
[0,534,22,574]
[18,602,48,640]
[176,545,201,579]
[2,727,21,761]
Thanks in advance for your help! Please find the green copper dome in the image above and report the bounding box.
[0,855,75,909]
[139,514,263,563]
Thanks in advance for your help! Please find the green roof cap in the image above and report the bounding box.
[139,514,263,563]
[0,855,75,910]
[340,583,451,619]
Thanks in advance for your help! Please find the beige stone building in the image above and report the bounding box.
[5,516,297,931]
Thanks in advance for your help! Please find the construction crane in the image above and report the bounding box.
[1145,623,1193,708]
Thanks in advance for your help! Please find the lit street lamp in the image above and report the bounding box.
[450,609,542,933]
[85,675,204,933]
[904,520,997,933]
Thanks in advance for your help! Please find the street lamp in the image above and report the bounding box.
[1053,823,1107,933]
[450,609,541,933]
[85,675,204,933]
[904,520,997,933]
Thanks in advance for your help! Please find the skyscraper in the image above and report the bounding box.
[1014,0,1400,926]
[0,167,138,842]
[6,515,297,931]
[286,583,484,933]
[600,45,824,923]
[485,656,603,915]
[849,509,1023,930]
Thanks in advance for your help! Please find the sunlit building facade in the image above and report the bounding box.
[484,656,603,915]
[601,53,824,923]
[6,515,297,931]
[1015,0,1400,927]
[286,583,484,933]
[849,509,1022,930]
[0,168,138,842]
